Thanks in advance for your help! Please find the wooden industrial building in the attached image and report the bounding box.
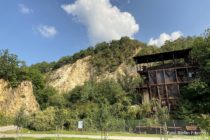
[133,48,199,110]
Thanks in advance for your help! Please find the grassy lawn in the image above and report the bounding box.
[2,128,210,139]
[0,129,188,137]
[0,138,99,140]
[0,136,210,140]
[2,128,164,137]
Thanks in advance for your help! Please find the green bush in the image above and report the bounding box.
[196,114,210,133]
[0,112,14,126]
[28,107,56,131]
[108,118,125,132]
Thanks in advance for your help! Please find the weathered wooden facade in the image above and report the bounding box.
[133,48,199,110]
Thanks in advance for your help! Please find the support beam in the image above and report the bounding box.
[163,69,169,107]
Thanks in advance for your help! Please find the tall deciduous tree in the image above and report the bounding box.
[0,49,24,87]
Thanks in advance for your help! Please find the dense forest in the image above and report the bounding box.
[0,29,210,132]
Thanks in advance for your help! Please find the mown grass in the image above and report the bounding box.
[2,128,161,137]
[2,128,210,139]
[0,138,99,140]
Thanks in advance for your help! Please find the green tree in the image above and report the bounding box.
[14,107,28,128]
[117,70,142,104]
[160,37,193,52]
[96,103,111,140]
[30,61,54,73]
[179,79,210,114]
[36,86,58,110]
[28,107,56,131]
[0,49,24,87]
[55,108,67,140]
[137,45,160,56]
[14,107,28,140]
[49,94,67,108]
[196,114,210,133]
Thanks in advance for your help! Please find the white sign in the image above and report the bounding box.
[78,121,83,129]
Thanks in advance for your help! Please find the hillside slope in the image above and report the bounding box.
[0,37,145,115]
[46,38,143,93]
[47,57,138,93]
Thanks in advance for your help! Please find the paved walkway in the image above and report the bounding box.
[0,125,17,132]
[0,133,191,140]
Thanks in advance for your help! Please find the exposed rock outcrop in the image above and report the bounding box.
[0,79,39,116]
[47,56,137,93]
[47,56,92,94]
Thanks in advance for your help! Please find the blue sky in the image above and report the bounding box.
[0,0,210,65]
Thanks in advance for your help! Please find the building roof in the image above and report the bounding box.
[133,48,192,64]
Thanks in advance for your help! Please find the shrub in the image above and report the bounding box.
[28,107,56,131]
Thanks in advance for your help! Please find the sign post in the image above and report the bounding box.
[78,121,83,131]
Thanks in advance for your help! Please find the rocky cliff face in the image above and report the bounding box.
[0,79,39,116]
[47,56,92,94]
[47,56,137,93]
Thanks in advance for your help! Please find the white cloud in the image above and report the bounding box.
[61,0,139,45]
[18,4,33,14]
[37,25,57,38]
[148,31,183,47]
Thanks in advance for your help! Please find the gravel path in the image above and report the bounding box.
[0,125,17,132]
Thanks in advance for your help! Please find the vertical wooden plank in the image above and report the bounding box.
[163,69,169,108]
[155,70,161,101]
[147,69,150,102]
[186,67,189,82]
[175,68,180,96]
